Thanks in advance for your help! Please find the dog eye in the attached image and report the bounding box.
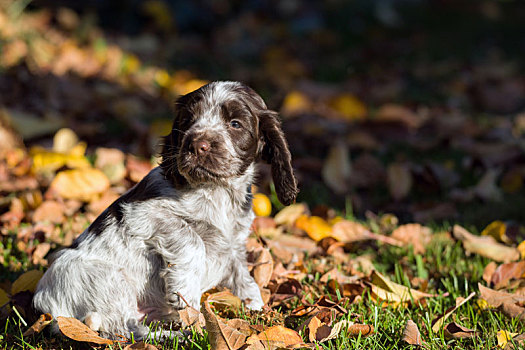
[230,120,242,129]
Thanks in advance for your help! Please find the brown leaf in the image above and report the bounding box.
[23,313,53,336]
[387,162,412,201]
[402,319,423,346]
[376,104,425,128]
[123,341,158,349]
[443,322,478,340]
[306,316,323,342]
[390,223,432,254]
[252,248,274,288]
[322,141,351,194]
[32,200,65,224]
[479,283,525,320]
[453,225,519,263]
[32,242,50,266]
[483,261,498,284]
[202,301,246,350]
[431,292,475,332]
[274,203,308,227]
[127,155,153,183]
[57,316,113,344]
[178,306,205,334]
[491,261,525,289]
[207,290,242,311]
[256,325,304,347]
[347,323,374,337]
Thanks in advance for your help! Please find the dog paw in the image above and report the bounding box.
[245,297,264,311]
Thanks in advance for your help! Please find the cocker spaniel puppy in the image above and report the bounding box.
[33,81,298,339]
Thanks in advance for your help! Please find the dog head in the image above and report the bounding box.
[160,81,298,206]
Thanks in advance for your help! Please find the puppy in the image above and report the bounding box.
[32,81,298,339]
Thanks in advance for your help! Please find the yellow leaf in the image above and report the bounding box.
[481,221,509,244]
[252,193,272,217]
[121,54,140,74]
[501,170,523,194]
[518,241,525,260]
[11,270,43,295]
[497,330,518,348]
[0,288,9,307]
[31,143,90,174]
[172,79,208,96]
[49,168,110,202]
[256,325,303,347]
[295,215,333,241]
[154,69,171,88]
[476,298,489,310]
[327,93,367,121]
[207,290,242,311]
[281,91,312,116]
[370,271,437,306]
[274,203,307,226]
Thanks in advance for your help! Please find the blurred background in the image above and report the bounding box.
[1,0,524,227]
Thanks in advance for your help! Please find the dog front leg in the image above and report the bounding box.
[225,259,264,310]
[154,231,206,310]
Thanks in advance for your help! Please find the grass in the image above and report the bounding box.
[1,224,522,350]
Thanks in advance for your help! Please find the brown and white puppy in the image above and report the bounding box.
[32,81,298,339]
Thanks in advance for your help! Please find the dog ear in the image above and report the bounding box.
[159,97,191,187]
[259,110,298,206]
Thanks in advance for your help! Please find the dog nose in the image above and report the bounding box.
[191,140,211,155]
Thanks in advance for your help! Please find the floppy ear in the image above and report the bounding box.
[159,98,190,187]
[259,110,298,206]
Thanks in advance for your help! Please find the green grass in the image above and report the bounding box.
[2,227,523,350]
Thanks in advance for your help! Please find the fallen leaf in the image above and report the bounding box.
[326,93,367,121]
[305,316,323,342]
[483,261,498,284]
[390,223,432,254]
[207,290,242,311]
[57,316,113,344]
[295,215,332,241]
[453,225,519,263]
[31,147,91,174]
[178,306,205,334]
[49,168,110,202]
[369,271,439,307]
[252,248,274,288]
[376,104,424,128]
[202,301,246,350]
[11,270,43,295]
[387,162,412,201]
[53,128,79,153]
[491,261,525,289]
[123,341,158,350]
[443,322,478,340]
[274,203,308,227]
[127,155,153,182]
[479,283,525,320]
[498,330,519,349]
[347,323,374,337]
[322,141,351,194]
[330,220,368,242]
[481,220,510,244]
[253,193,272,217]
[256,325,304,347]
[402,320,423,345]
[431,292,475,332]
[32,242,51,266]
[23,313,53,336]
[281,90,313,116]
[32,200,65,224]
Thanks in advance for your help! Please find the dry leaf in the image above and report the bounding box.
[202,301,246,350]
[32,200,65,224]
[491,261,525,289]
[252,248,274,288]
[23,313,53,336]
[178,306,205,334]
[402,320,423,345]
[498,330,519,349]
[481,220,510,244]
[322,142,351,194]
[207,290,242,311]
[431,292,475,332]
[376,104,424,128]
[483,261,498,284]
[53,128,79,153]
[49,168,110,202]
[32,242,51,266]
[256,325,304,347]
[11,270,43,295]
[281,90,312,116]
[123,341,159,349]
[274,203,307,227]
[295,215,332,241]
[479,283,525,320]
[347,323,374,337]
[453,225,519,263]
[57,316,113,344]
[306,316,323,342]
[387,163,412,201]
[326,93,367,121]
[330,220,368,242]
[390,223,432,254]
[443,322,478,340]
